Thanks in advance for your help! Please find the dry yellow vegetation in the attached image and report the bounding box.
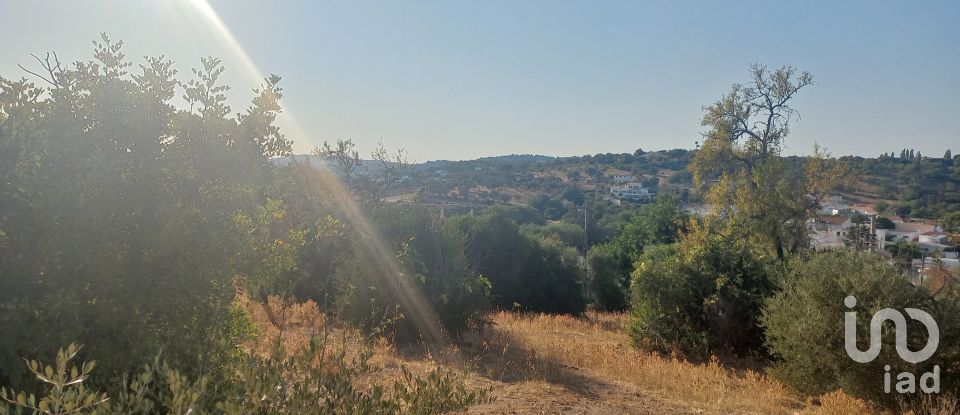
[246,296,960,414]
[460,311,800,414]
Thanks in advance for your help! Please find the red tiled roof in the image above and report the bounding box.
[923,266,959,296]
[818,215,849,225]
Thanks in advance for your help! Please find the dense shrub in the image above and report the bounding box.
[586,243,629,311]
[581,194,688,313]
[762,250,958,403]
[0,39,491,415]
[0,37,295,385]
[333,205,490,342]
[448,211,535,309]
[520,221,586,251]
[481,204,544,226]
[450,211,587,314]
[611,193,687,262]
[628,232,778,358]
[519,236,587,314]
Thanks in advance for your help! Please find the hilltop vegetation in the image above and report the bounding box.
[841,153,960,218]
[401,148,960,220]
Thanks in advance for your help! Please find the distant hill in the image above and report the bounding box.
[275,153,555,167]
[421,154,555,167]
[270,154,403,175]
[475,154,556,163]
[277,148,960,219]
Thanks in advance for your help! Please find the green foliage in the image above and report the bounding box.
[561,185,585,205]
[450,210,587,314]
[850,212,867,224]
[580,194,687,312]
[2,341,490,415]
[611,193,687,262]
[0,343,108,415]
[887,240,924,273]
[449,211,535,309]
[0,37,499,415]
[628,230,779,358]
[944,212,960,233]
[521,236,588,314]
[762,250,956,403]
[391,366,492,413]
[586,243,628,311]
[629,244,706,355]
[0,35,295,384]
[875,216,896,230]
[313,139,362,180]
[520,221,585,251]
[692,65,847,259]
[233,197,313,296]
[482,204,544,226]
[333,205,489,342]
[527,194,566,221]
[845,221,873,252]
[841,154,960,218]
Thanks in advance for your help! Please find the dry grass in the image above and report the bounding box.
[806,390,875,415]
[241,297,959,414]
[898,394,960,415]
[462,311,798,414]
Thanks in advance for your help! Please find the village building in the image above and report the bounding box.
[609,182,653,202]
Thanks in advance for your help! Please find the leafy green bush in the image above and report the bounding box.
[450,210,587,314]
[0,35,495,414]
[1,341,491,415]
[520,221,585,251]
[519,236,587,314]
[0,36,295,385]
[333,205,490,342]
[448,211,535,309]
[628,233,778,358]
[586,243,629,311]
[611,193,687,262]
[583,193,687,313]
[0,343,108,415]
[762,250,957,403]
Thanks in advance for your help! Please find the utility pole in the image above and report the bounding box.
[577,200,589,254]
[583,201,589,252]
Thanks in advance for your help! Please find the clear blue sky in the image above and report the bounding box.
[2,1,957,161]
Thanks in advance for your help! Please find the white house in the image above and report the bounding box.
[610,182,652,201]
[920,231,949,245]
[612,174,636,183]
[810,215,852,249]
[875,221,941,251]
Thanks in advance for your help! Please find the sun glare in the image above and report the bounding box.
[168,0,313,151]
[168,0,447,347]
